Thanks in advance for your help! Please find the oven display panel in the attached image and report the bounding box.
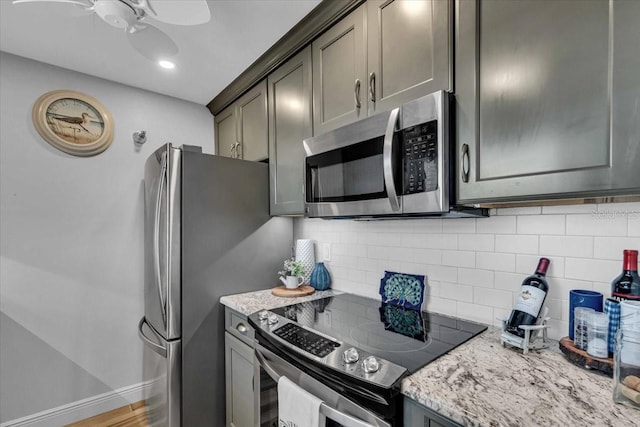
[274,323,340,358]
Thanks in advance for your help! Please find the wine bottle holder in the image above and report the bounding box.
[500,306,550,354]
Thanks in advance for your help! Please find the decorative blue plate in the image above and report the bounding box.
[379,271,425,311]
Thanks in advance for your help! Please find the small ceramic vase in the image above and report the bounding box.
[310,262,331,291]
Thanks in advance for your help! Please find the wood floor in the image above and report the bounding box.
[65,401,148,427]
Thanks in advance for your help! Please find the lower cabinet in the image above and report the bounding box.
[225,307,257,427]
[404,398,462,427]
[225,332,256,427]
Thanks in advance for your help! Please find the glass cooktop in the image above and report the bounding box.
[271,293,487,374]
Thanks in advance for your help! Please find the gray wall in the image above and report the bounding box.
[0,52,214,422]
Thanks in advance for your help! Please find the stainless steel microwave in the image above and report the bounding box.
[303,91,485,218]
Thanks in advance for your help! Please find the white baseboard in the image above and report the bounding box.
[1,381,152,427]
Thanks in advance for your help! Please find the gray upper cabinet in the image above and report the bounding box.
[367,0,452,115]
[215,80,268,162]
[268,46,313,216]
[313,1,452,134]
[215,104,237,159]
[456,0,640,204]
[312,4,367,135]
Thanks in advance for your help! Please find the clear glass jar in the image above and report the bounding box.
[613,328,640,410]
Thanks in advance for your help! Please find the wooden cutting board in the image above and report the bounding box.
[559,336,613,377]
[271,285,315,298]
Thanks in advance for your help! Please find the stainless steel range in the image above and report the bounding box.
[248,293,487,426]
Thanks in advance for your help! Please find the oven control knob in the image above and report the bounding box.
[268,314,279,325]
[343,347,359,364]
[362,356,380,373]
[258,311,270,322]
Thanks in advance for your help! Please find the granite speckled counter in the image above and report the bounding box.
[220,288,342,316]
[403,328,639,427]
[220,290,639,426]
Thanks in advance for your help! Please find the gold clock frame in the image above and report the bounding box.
[32,90,114,157]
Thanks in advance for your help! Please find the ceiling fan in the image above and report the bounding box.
[12,0,211,63]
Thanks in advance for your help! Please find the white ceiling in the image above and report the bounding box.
[0,0,321,105]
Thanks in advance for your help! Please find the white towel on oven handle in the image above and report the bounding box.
[278,375,323,427]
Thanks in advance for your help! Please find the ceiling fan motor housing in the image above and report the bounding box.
[94,0,140,30]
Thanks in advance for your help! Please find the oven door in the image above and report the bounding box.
[303,108,402,218]
[254,344,392,427]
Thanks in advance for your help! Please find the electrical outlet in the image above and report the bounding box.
[320,243,331,262]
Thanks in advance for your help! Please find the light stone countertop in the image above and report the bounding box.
[402,327,639,427]
[220,290,639,426]
[220,288,342,316]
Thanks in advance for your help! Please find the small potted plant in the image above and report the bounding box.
[278,258,305,289]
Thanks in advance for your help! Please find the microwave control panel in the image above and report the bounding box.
[402,120,438,195]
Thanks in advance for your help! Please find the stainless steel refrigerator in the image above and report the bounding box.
[138,143,292,426]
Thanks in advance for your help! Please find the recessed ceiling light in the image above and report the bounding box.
[158,60,176,70]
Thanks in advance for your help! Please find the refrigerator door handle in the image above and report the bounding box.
[153,150,168,326]
[138,317,167,358]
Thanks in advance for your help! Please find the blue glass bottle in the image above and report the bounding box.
[310,262,331,291]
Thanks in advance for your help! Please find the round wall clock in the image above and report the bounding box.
[32,90,114,157]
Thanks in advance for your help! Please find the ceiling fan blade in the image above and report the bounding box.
[12,0,92,7]
[138,0,210,26]
[127,23,178,62]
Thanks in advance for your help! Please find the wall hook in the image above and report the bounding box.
[133,130,147,145]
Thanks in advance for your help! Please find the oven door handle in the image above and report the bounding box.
[383,107,401,212]
[254,348,378,427]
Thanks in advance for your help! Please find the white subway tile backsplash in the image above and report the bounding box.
[443,218,476,234]
[476,252,516,272]
[594,237,640,260]
[566,214,627,236]
[293,201,636,342]
[495,235,539,254]
[442,250,476,268]
[565,257,620,283]
[456,301,494,324]
[411,248,442,265]
[426,234,458,250]
[494,271,527,291]
[476,216,517,234]
[427,264,458,283]
[539,236,594,258]
[458,234,495,252]
[473,288,513,310]
[440,282,474,303]
[458,268,494,288]
[517,215,565,235]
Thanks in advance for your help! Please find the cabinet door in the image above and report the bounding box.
[215,105,237,158]
[456,0,640,204]
[312,4,367,134]
[237,80,269,162]
[225,332,256,427]
[268,46,313,215]
[367,0,452,115]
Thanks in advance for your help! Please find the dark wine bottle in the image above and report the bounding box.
[611,249,640,302]
[506,258,550,338]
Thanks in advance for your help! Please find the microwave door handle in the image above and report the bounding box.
[383,107,401,212]
[254,349,376,427]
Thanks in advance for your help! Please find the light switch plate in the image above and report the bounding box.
[320,243,331,262]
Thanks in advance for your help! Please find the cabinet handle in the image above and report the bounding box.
[236,323,247,334]
[235,142,242,159]
[230,143,237,158]
[461,143,470,183]
[368,72,376,102]
[354,79,361,109]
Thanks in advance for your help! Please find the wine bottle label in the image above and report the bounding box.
[514,284,546,317]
